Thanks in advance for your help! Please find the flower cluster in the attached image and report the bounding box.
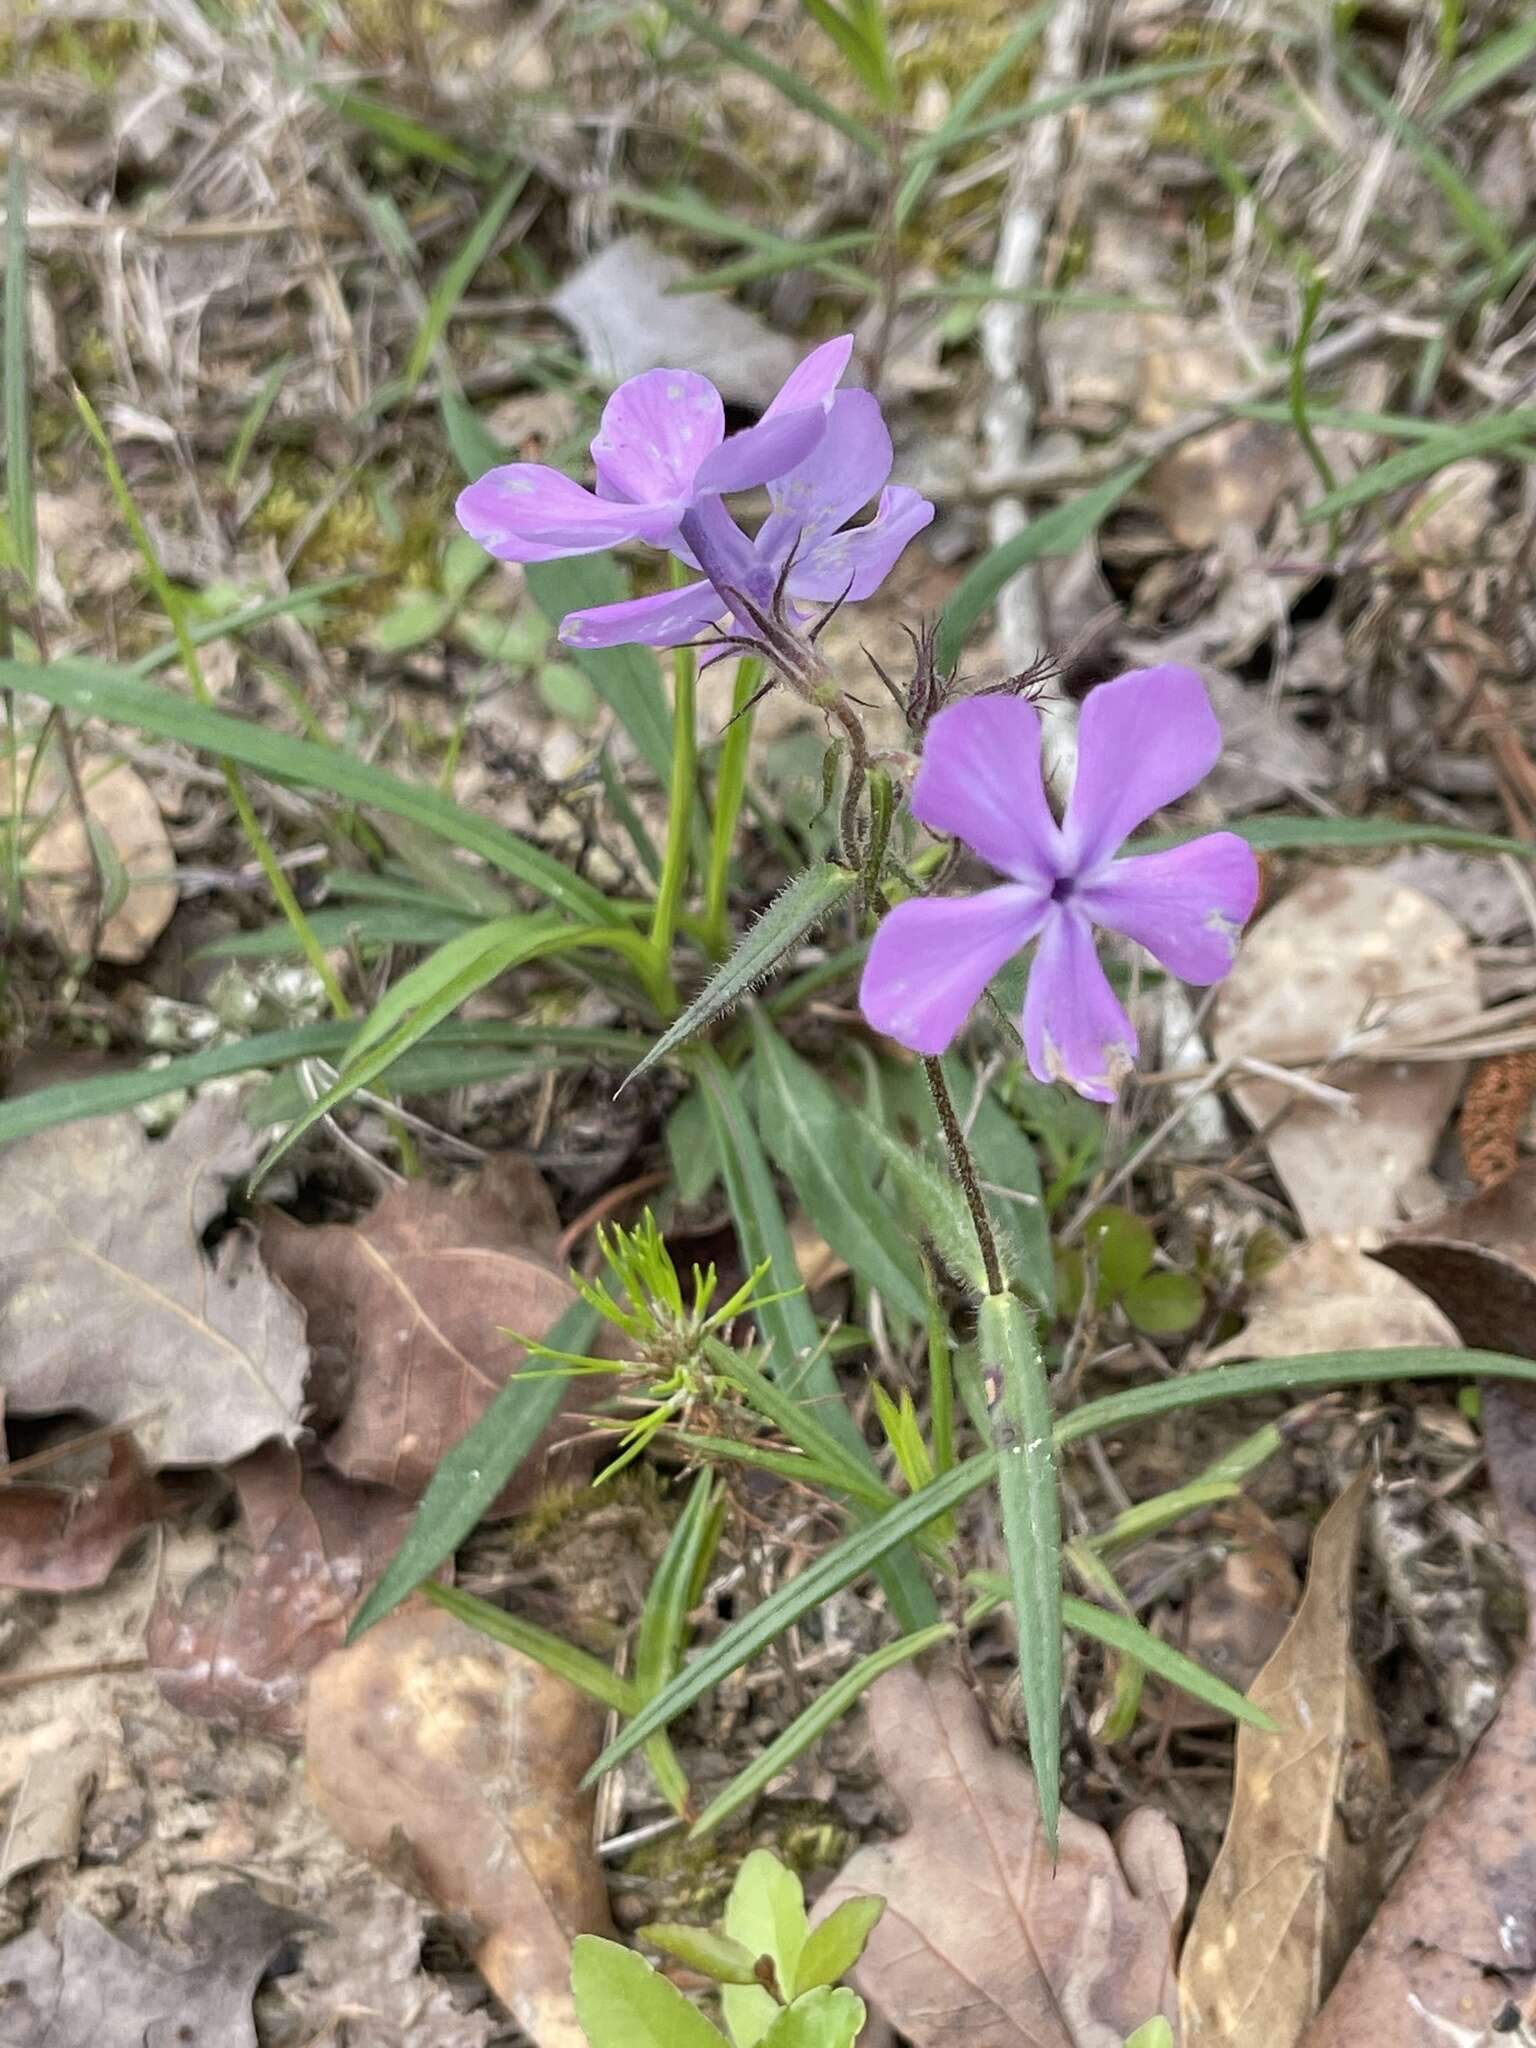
[858,667,1259,1101]
[456,336,935,654]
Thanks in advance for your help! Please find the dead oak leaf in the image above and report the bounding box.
[1180,1472,1390,2048]
[815,1662,1187,2047]
[305,1605,614,2048]
[148,1442,420,1741]
[1212,869,1478,1237]
[0,748,177,965]
[0,1095,307,1469]
[0,1433,171,1592]
[1204,1236,1460,1368]
[261,1163,584,1505]
[0,1883,310,2048]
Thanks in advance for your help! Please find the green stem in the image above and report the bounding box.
[647,628,697,1006]
[73,388,353,1023]
[704,656,759,957]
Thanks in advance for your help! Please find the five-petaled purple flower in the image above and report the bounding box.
[859,667,1259,1101]
[454,336,934,653]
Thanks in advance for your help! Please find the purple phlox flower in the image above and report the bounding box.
[455,335,853,566]
[858,666,1260,1102]
[557,386,935,652]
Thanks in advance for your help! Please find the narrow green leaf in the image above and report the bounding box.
[943,55,1237,151]
[1433,17,1536,119]
[1124,2021,1175,2048]
[421,1581,636,1712]
[195,904,474,959]
[759,1987,866,2048]
[342,914,560,1067]
[586,1345,1536,1788]
[942,1058,1053,1311]
[853,1110,988,1294]
[1299,407,1536,522]
[310,85,491,175]
[1065,1598,1274,1729]
[639,1926,761,1986]
[666,1086,722,1206]
[657,0,885,155]
[690,1625,949,1841]
[668,234,877,293]
[224,355,291,489]
[258,918,605,1176]
[623,865,857,1091]
[4,658,616,926]
[793,1897,886,1998]
[349,1297,602,1639]
[698,1050,939,1642]
[749,1013,928,1322]
[4,151,35,594]
[935,465,1147,671]
[1340,56,1508,263]
[797,0,896,108]
[402,167,527,397]
[129,575,369,675]
[894,5,1051,224]
[572,1936,730,2048]
[984,1292,1062,1857]
[635,1472,719,1812]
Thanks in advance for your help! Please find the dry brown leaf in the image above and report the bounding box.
[0,1883,310,2048]
[1205,1236,1461,1367]
[0,1433,171,1592]
[272,1879,495,2048]
[261,1161,585,1505]
[148,1443,419,1741]
[0,1094,308,1469]
[0,1735,104,1884]
[305,1605,613,2048]
[1,748,176,964]
[1212,869,1479,1235]
[1302,1380,1536,2045]
[815,1661,1187,2046]
[1180,1473,1390,2047]
[1374,1158,1536,1359]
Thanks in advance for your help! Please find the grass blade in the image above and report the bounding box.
[129,575,368,675]
[422,1582,638,1713]
[1299,407,1536,523]
[749,1012,928,1323]
[1433,17,1536,119]
[586,1343,1536,1784]
[657,0,884,155]
[797,0,897,109]
[402,166,529,398]
[697,1048,940,1634]
[635,1472,720,1812]
[942,55,1237,151]
[622,863,857,1091]
[224,356,291,489]
[893,3,1052,226]
[4,153,35,594]
[310,85,491,176]
[668,235,877,293]
[4,657,617,926]
[1340,56,1508,263]
[935,465,1147,671]
[688,1622,952,1838]
[349,1297,602,1639]
[984,1292,1062,1856]
[1137,814,1536,862]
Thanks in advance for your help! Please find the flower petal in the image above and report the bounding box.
[456,466,675,561]
[786,486,935,601]
[1076,833,1259,985]
[693,406,827,494]
[590,369,724,506]
[1022,906,1138,1103]
[559,579,722,650]
[758,390,893,556]
[860,885,1048,1056]
[764,334,854,418]
[1061,665,1223,872]
[908,695,1064,886]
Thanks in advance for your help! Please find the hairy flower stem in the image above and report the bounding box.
[827,694,870,871]
[924,1057,1005,1298]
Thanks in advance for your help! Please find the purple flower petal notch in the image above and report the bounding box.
[859,667,1260,1102]
[455,337,852,569]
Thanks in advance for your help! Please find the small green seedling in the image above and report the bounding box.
[571,1848,883,2048]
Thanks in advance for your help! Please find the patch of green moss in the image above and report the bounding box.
[245,454,450,628]
[622,1801,854,1924]
[890,0,1032,100]
[0,13,154,89]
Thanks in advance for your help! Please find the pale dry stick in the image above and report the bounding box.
[294,1059,406,1187]
[977,0,1093,782]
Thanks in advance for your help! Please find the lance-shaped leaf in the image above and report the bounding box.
[622,864,856,1091]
